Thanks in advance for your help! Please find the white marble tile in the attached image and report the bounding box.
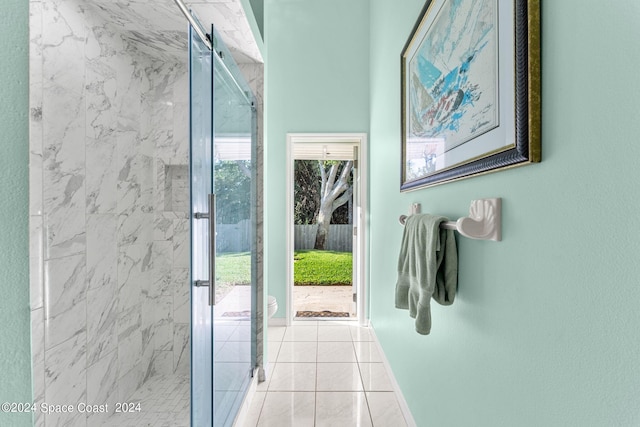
[42,87,87,258]
[267,340,281,364]
[30,307,45,427]
[115,67,142,133]
[87,281,118,365]
[317,341,357,363]
[117,304,142,376]
[140,313,155,381]
[30,215,44,310]
[215,362,250,392]
[87,350,118,426]
[217,340,252,363]
[149,350,174,377]
[173,268,190,324]
[172,102,189,162]
[44,254,87,349]
[358,363,395,392]
[291,320,319,326]
[353,341,384,363]
[44,332,87,427]
[116,141,154,218]
[283,325,318,342]
[257,392,315,427]
[154,212,177,241]
[86,137,118,214]
[315,392,372,427]
[42,91,87,258]
[155,158,168,213]
[267,363,316,392]
[118,363,143,402]
[267,325,286,342]
[44,206,86,260]
[229,322,252,342]
[316,363,363,392]
[41,85,86,259]
[117,243,151,311]
[87,214,117,291]
[29,5,44,226]
[173,323,190,374]
[317,325,353,342]
[366,392,408,427]
[214,324,238,342]
[243,391,266,427]
[117,210,154,247]
[30,150,43,216]
[85,52,118,141]
[42,0,86,95]
[276,342,317,363]
[152,241,173,296]
[154,295,174,351]
[172,218,190,268]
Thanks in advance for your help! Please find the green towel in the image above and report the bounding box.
[395,214,458,335]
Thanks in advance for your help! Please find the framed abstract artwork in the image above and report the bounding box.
[401,0,540,190]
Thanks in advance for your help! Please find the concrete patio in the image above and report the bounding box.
[293,285,356,318]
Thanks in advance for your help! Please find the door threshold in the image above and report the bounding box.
[293,316,359,322]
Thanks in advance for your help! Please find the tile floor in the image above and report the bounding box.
[241,321,408,427]
[103,374,190,427]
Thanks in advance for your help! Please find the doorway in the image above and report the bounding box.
[286,133,368,325]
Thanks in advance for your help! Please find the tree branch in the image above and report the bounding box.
[332,186,353,211]
[235,160,252,179]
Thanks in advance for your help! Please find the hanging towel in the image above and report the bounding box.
[395,214,458,335]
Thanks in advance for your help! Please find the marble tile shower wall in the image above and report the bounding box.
[29,1,190,425]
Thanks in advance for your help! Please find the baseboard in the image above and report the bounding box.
[369,323,418,427]
[267,317,286,326]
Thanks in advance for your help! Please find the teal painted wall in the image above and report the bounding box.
[249,0,264,40]
[264,0,370,316]
[369,0,640,426]
[0,0,32,426]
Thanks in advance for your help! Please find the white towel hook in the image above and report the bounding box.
[398,198,501,241]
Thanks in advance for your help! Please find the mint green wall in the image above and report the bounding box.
[264,0,370,316]
[249,0,264,40]
[0,0,32,426]
[370,0,640,425]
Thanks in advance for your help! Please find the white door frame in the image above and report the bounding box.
[285,133,368,326]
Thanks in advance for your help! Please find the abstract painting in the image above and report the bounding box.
[401,0,541,190]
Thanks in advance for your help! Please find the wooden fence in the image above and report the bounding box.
[294,224,352,252]
[217,220,251,253]
[216,222,353,253]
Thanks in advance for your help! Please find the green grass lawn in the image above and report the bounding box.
[216,250,353,286]
[216,252,251,285]
[294,250,352,286]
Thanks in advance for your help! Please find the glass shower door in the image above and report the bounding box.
[211,43,256,427]
[190,21,256,427]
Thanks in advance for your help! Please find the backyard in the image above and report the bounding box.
[217,250,352,286]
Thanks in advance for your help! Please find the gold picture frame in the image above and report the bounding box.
[401,0,540,190]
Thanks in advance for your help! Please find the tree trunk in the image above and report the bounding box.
[314,201,332,250]
[313,160,353,250]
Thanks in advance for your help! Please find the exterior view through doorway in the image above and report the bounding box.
[286,134,368,325]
